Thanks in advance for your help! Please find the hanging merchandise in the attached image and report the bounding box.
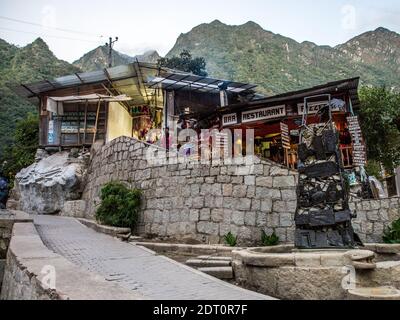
[347,172,358,187]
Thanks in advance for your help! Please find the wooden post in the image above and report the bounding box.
[83,101,88,146]
[77,103,81,146]
[93,99,101,145]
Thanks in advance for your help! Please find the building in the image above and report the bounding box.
[217,77,362,169]
[17,62,259,150]
[17,63,364,172]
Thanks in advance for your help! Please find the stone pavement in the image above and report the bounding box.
[34,216,273,300]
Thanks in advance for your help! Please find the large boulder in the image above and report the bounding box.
[8,151,87,215]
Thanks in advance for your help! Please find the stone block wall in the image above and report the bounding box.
[0,220,13,260]
[82,137,298,245]
[82,137,400,246]
[350,197,400,243]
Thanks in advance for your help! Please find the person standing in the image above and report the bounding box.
[0,173,8,209]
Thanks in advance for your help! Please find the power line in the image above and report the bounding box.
[0,15,103,38]
[0,26,101,44]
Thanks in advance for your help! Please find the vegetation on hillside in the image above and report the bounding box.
[158,50,208,76]
[358,87,400,172]
[0,38,79,159]
[73,46,161,72]
[166,21,400,95]
[0,113,39,185]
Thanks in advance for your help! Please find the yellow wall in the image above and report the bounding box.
[106,102,132,143]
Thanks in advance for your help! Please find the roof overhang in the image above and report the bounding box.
[15,62,258,103]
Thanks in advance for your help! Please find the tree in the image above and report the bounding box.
[358,86,400,173]
[0,113,39,184]
[158,50,208,76]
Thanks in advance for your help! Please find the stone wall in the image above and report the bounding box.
[350,197,400,243]
[0,259,4,290]
[82,137,400,246]
[82,137,299,245]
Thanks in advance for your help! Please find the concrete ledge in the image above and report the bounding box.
[134,242,242,256]
[348,286,400,300]
[364,243,400,254]
[1,210,33,259]
[198,267,234,280]
[0,210,32,222]
[0,222,144,300]
[186,259,231,268]
[77,218,131,238]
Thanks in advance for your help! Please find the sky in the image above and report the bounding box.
[0,0,399,63]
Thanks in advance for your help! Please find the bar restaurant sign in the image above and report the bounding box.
[222,105,286,126]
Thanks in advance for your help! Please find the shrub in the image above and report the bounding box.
[365,160,383,180]
[261,230,280,246]
[383,219,400,244]
[223,232,237,247]
[95,182,142,229]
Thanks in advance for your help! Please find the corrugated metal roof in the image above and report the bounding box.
[16,62,258,99]
[219,77,361,113]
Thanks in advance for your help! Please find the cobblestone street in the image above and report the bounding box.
[34,216,272,300]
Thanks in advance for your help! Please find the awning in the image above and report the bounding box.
[46,94,132,115]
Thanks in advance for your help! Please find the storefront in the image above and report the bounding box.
[218,78,364,169]
[18,62,258,151]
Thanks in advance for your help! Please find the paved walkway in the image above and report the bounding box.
[34,216,272,300]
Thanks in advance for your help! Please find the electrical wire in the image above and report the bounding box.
[0,15,103,38]
[0,26,102,44]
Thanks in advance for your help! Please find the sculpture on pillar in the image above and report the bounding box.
[295,95,362,249]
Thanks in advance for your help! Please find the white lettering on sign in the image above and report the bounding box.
[280,122,290,149]
[222,113,238,126]
[241,105,286,124]
[298,101,342,115]
[347,116,367,166]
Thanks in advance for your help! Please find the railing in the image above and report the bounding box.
[340,145,353,168]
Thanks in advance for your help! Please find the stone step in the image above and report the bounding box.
[198,267,234,280]
[197,256,232,262]
[186,259,231,268]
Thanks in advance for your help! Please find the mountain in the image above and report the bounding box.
[336,27,400,90]
[132,50,161,64]
[0,38,80,158]
[166,20,400,95]
[73,46,161,72]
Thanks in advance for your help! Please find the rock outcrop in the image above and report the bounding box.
[8,151,87,215]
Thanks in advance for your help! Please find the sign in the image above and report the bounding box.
[298,101,342,115]
[347,116,367,166]
[222,113,238,126]
[242,105,286,124]
[48,120,55,144]
[280,122,290,149]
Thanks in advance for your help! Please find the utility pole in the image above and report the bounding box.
[105,36,119,68]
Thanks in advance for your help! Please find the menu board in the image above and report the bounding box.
[280,122,290,149]
[347,116,367,166]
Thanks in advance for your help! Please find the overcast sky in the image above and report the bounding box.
[0,0,399,63]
